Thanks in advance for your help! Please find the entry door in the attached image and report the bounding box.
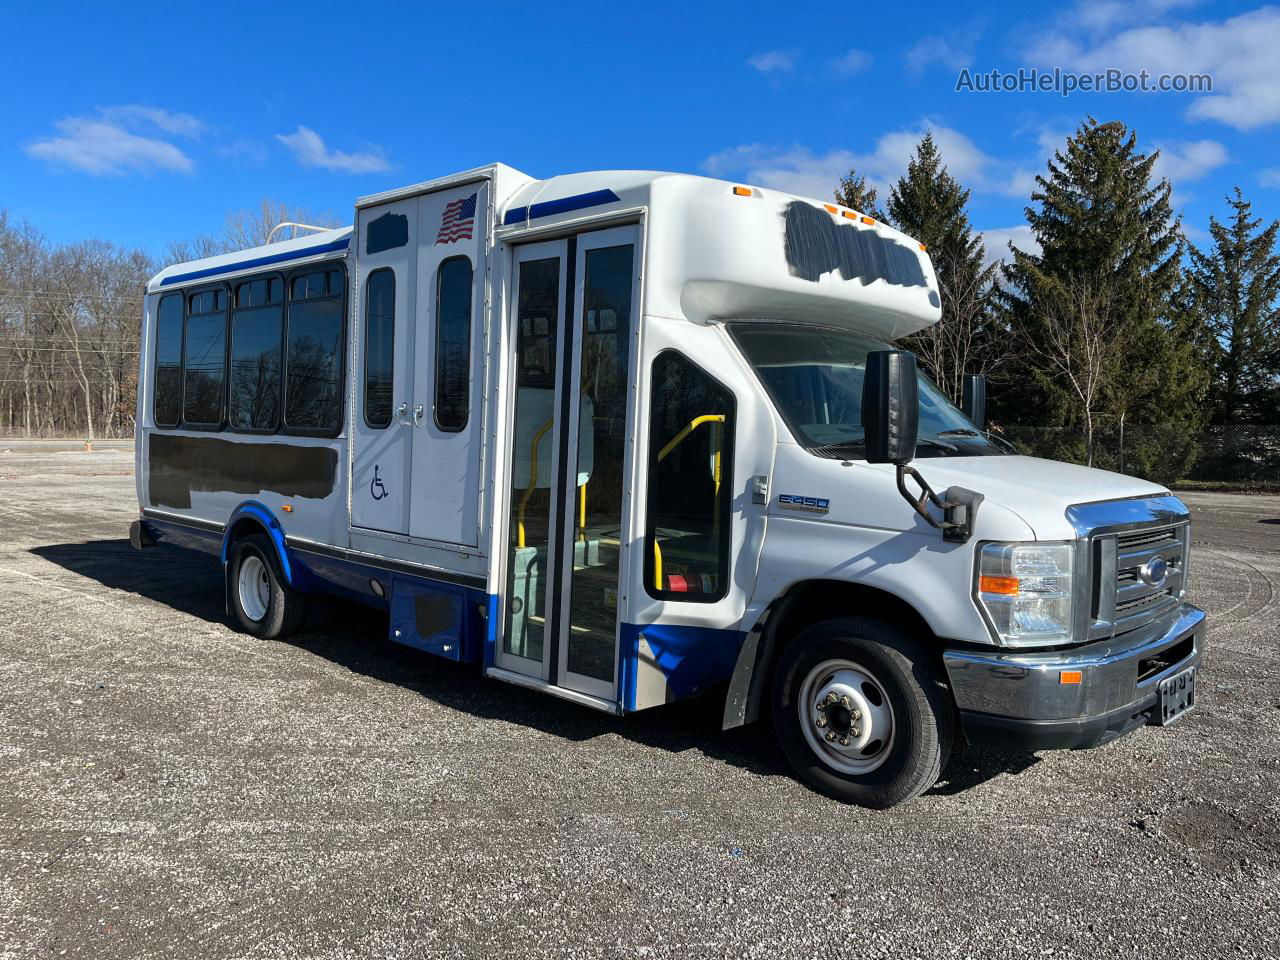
[498,227,640,701]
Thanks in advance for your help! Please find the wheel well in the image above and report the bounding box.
[763,580,945,677]
[224,516,267,559]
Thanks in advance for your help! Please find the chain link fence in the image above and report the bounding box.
[995,423,1280,487]
[0,423,136,441]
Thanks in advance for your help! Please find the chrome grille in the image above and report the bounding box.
[1066,495,1192,643]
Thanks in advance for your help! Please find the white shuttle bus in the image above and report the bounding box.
[133,164,1205,807]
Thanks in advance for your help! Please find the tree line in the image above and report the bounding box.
[838,117,1280,480]
[3,121,1278,480]
[0,200,336,442]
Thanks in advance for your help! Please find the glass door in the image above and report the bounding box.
[499,227,639,702]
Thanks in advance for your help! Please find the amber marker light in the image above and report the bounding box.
[1059,671,1084,685]
[861,216,876,225]
[732,186,752,197]
[841,210,858,220]
[978,575,1019,595]
[919,243,928,251]
[823,203,838,214]
[281,504,294,513]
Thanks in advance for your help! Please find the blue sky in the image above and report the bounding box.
[3,0,1278,265]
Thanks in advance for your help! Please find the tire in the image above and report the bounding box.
[771,617,953,809]
[229,533,305,639]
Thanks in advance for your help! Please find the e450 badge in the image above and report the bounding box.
[777,493,830,514]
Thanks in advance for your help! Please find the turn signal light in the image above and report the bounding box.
[978,575,1019,595]
[1059,670,1083,685]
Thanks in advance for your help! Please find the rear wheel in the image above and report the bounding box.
[771,617,952,808]
[229,533,305,639]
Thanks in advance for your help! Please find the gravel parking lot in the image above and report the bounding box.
[1,447,1277,959]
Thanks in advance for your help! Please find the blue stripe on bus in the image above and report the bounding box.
[159,236,352,286]
[502,189,621,226]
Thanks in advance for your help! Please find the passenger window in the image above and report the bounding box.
[644,352,735,601]
[284,267,344,433]
[364,269,395,428]
[182,287,227,426]
[229,277,283,431]
[434,257,471,432]
[153,293,183,428]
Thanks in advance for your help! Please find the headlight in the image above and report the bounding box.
[976,542,1075,646]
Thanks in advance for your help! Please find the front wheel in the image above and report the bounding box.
[229,533,305,639]
[771,617,952,809]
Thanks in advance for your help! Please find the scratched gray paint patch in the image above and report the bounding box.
[782,202,928,288]
[365,211,409,255]
[148,434,338,509]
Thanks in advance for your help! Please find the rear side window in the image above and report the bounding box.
[434,257,471,432]
[285,267,345,434]
[644,352,735,601]
[182,288,227,426]
[229,277,283,431]
[153,294,183,428]
[364,269,395,428]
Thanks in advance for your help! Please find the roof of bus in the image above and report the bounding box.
[146,226,353,293]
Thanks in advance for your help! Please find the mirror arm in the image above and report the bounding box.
[895,464,983,544]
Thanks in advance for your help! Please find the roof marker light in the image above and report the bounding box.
[919,243,928,251]
[823,204,838,214]
[861,216,876,225]
[841,211,858,220]
[732,186,752,197]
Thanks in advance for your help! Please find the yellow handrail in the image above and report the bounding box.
[516,417,554,549]
[653,414,726,590]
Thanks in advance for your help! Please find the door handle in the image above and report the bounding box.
[396,402,408,421]
[413,403,425,427]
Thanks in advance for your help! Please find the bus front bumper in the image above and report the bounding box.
[942,603,1205,751]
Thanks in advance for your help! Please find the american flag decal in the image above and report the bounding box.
[435,192,477,244]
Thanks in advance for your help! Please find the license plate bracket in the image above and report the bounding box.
[1157,665,1195,725]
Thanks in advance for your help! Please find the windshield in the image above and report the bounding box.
[728,321,1002,458]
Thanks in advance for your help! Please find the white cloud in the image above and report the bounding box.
[1260,167,1280,188]
[905,34,976,74]
[100,105,204,138]
[275,125,390,173]
[1026,6,1280,130]
[25,114,194,176]
[1153,138,1228,182]
[1058,0,1199,34]
[980,226,1041,268]
[831,49,872,75]
[704,122,1003,203]
[747,49,798,73]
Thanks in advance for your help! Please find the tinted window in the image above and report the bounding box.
[182,289,227,425]
[153,294,183,427]
[364,269,395,428]
[229,278,283,431]
[644,352,735,602]
[285,268,344,433]
[434,257,471,432]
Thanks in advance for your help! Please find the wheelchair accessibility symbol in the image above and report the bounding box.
[370,465,388,501]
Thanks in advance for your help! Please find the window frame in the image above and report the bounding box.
[179,281,231,431]
[432,254,473,434]
[643,349,737,604]
[280,260,348,439]
[152,292,184,429]
[226,271,286,436]
[362,267,397,430]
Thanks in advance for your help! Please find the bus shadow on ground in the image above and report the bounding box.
[33,538,1041,799]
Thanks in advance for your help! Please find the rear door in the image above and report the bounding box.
[408,183,489,546]
[351,198,417,533]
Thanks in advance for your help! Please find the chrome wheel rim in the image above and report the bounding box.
[798,658,896,775]
[237,555,271,622]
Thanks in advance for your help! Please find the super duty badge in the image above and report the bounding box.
[778,494,830,514]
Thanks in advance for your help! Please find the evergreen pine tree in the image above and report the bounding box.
[1186,187,1280,422]
[997,117,1208,480]
[886,133,999,402]
[833,171,886,221]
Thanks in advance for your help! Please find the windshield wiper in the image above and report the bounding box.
[807,438,865,459]
[937,428,982,438]
[915,438,958,453]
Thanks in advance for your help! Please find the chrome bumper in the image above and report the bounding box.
[943,603,1205,750]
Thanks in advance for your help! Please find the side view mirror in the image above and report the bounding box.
[962,374,987,430]
[862,350,919,465]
